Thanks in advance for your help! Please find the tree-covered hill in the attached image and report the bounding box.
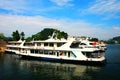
[26,28,68,41]
[107,36,120,44]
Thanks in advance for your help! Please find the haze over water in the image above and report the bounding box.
[0,44,120,80]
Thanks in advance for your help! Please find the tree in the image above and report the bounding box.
[89,38,98,42]
[12,30,20,41]
[4,37,13,41]
[0,33,4,40]
[39,28,68,40]
[20,32,25,40]
[40,28,54,40]
[60,31,68,39]
[26,37,32,42]
[31,33,40,40]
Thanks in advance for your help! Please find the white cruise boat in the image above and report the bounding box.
[5,33,107,65]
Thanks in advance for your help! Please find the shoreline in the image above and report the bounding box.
[0,40,7,53]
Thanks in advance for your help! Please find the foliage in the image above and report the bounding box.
[26,28,68,41]
[57,31,68,39]
[26,37,32,42]
[12,30,25,41]
[0,33,13,41]
[89,38,99,42]
[21,32,25,40]
[12,30,20,41]
[0,33,5,40]
[113,36,120,41]
[4,37,13,41]
[107,36,120,44]
[39,28,54,40]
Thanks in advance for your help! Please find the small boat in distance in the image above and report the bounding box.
[5,32,107,65]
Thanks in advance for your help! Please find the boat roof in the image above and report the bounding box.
[8,39,23,43]
[8,41,22,43]
[31,38,68,43]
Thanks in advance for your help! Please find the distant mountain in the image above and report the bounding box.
[107,36,120,44]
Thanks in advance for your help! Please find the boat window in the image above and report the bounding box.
[67,51,76,58]
[89,43,93,45]
[80,43,86,45]
[31,49,34,53]
[68,52,70,57]
[44,43,48,46]
[37,43,41,46]
[49,43,54,47]
[44,50,49,55]
[60,51,64,56]
[39,50,43,54]
[57,51,59,56]
[57,43,65,47]
[70,52,77,58]
[64,52,67,56]
[70,42,80,48]
[24,43,35,46]
[43,50,55,55]
[48,51,54,55]
[82,52,102,58]
[35,50,39,53]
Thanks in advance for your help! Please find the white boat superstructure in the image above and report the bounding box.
[5,34,107,65]
[78,39,107,52]
[5,39,25,54]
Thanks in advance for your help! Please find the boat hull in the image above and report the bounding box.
[20,55,107,66]
[5,50,16,54]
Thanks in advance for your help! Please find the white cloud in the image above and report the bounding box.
[0,15,61,27]
[113,26,120,30]
[50,0,73,6]
[0,0,67,15]
[83,0,120,19]
[0,14,119,40]
[0,0,27,13]
[0,14,61,37]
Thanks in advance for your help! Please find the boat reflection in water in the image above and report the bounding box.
[18,58,103,80]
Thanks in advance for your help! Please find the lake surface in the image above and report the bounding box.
[0,44,120,80]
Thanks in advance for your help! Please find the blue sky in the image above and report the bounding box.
[0,0,120,40]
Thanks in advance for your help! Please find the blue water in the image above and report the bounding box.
[0,44,120,80]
